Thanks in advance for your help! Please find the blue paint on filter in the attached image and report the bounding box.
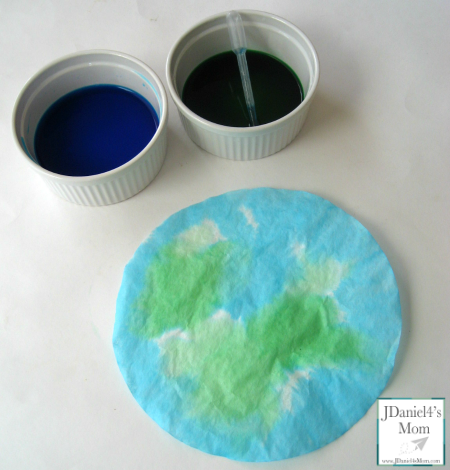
[34,84,159,177]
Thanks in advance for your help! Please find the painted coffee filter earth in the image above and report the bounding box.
[113,188,401,461]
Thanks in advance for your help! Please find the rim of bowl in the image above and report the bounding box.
[166,10,320,134]
[12,49,168,183]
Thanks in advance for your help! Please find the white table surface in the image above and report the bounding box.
[1,1,449,468]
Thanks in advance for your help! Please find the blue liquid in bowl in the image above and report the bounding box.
[34,85,159,177]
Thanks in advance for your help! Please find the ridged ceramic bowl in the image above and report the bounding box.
[13,50,168,206]
[166,10,319,161]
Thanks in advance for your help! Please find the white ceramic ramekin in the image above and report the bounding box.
[13,50,168,206]
[166,10,319,161]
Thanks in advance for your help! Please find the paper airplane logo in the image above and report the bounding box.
[411,436,429,451]
[399,436,429,455]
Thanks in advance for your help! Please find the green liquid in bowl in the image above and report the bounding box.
[182,50,303,127]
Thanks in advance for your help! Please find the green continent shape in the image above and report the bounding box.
[161,290,368,431]
[130,236,249,338]
[162,313,281,430]
[246,292,367,372]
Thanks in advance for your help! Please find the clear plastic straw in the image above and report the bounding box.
[226,11,258,126]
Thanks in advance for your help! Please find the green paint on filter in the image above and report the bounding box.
[131,241,231,338]
[131,220,251,339]
[162,312,281,429]
[161,289,367,430]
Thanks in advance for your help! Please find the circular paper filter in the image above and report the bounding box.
[113,188,401,461]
